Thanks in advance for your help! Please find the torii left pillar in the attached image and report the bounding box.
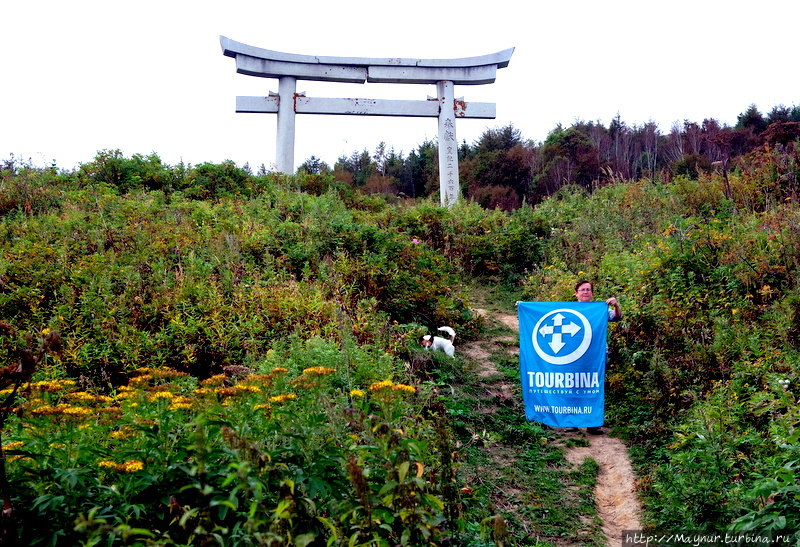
[220,36,514,206]
[275,76,297,173]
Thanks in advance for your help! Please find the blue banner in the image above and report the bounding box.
[518,302,609,427]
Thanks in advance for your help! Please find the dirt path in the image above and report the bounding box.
[468,306,642,545]
[564,435,643,542]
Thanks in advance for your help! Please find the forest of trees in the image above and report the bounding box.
[299,103,800,210]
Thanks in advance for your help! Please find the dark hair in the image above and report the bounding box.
[574,280,593,292]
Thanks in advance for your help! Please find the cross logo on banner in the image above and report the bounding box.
[533,309,592,365]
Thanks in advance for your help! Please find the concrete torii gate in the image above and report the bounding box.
[220,36,513,206]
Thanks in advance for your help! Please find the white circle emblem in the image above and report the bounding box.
[532,308,593,365]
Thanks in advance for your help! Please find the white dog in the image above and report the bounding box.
[421,326,456,357]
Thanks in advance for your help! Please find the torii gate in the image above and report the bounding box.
[220,36,513,206]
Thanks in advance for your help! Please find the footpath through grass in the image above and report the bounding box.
[430,282,605,546]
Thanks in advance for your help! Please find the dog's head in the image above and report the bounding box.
[420,334,433,349]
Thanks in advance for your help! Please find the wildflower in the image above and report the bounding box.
[110,430,132,440]
[2,441,23,451]
[115,390,138,401]
[234,384,262,394]
[120,460,145,473]
[30,380,74,393]
[269,394,297,403]
[201,375,228,387]
[30,404,57,416]
[243,374,272,383]
[49,443,66,450]
[214,387,238,397]
[148,391,175,401]
[193,387,212,396]
[152,368,189,380]
[369,380,394,392]
[129,375,153,388]
[253,403,271,411]
[62,406,93,417]
[271,367,288,374]
[392,383,416,394]
[302,366,336,376]
[412,238,420,244]
[350,389,365,398]
[67,391,97,402]
[98,460,118,469]
[169,402,193,411]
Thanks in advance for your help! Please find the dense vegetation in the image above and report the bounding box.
[1,101,799,545]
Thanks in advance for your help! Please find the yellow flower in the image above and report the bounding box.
[350,389,365,398]
[201,375,228,387]
[269,393,297,403]
[121,460,144,473]
[62,406,93,417]
[369,380,394,392]
[31,404,57,416]
[271,367,288,374]
[392,383,416,394]
[2,441,24,451]
[148,391,175,401]
[253,403,271,411]
[234,384,262,394]
[67,391,97,402]
[98,460,118,469]
[243,374,272,383]
[31,380,74,393]
[169,403,192,411]
[129,375,153,387]
[302,366,336,376]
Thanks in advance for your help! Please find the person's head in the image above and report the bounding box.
[574,280,594,302]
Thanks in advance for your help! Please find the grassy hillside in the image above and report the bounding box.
[1,145,799,544]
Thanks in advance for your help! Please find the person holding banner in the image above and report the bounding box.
[575,280,621,322]
[517,280,621,435]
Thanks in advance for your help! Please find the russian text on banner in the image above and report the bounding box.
[518,302,609,427]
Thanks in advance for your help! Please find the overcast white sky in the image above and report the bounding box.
[2,0,798,172]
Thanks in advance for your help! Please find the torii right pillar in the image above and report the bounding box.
[437,80,459,206]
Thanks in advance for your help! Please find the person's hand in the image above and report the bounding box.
[606,297,618,306]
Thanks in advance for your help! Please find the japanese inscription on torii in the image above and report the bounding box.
[220,36,513,206]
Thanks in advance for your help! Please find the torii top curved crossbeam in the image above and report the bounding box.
[220,36,514,85]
